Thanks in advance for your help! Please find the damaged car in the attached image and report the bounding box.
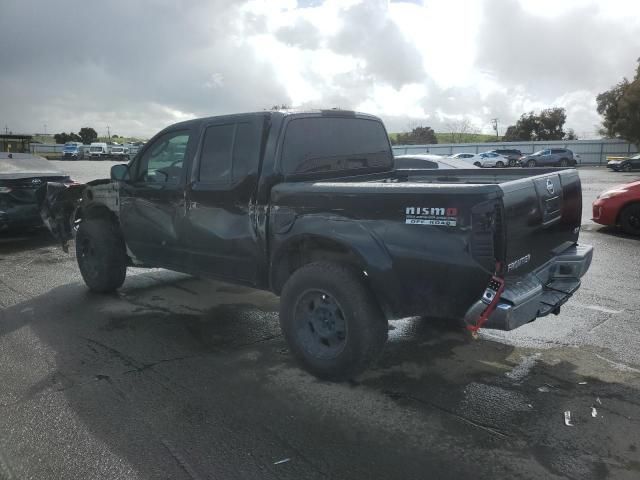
[40,110,593,380]
[0,153,73,232]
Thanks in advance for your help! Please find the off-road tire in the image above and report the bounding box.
[76,218,127,292]
[619,203,640,236]
[279,261,388,381]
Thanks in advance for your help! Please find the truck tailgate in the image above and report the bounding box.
[500,169,582,277]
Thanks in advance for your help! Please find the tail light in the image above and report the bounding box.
[471,200,505,271]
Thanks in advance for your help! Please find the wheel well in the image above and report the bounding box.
[271,236,366,295]
[616,201,640,224]
[77,203,119,227]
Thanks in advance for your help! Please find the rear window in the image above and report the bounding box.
[281,117,392,176]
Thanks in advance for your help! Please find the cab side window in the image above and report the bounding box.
[135,131,190,185]
[199,124,235,184]
[198,122,258,185]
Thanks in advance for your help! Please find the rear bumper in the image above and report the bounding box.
[464,244,593,331]
[0,204,43,231]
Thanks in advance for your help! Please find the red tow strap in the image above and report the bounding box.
[467,263,505,336]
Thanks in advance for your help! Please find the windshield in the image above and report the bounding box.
[89,146,103,151]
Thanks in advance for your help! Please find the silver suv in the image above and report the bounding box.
[487,149,522,167]
[520,148,577,167]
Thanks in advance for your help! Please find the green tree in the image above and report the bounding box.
[597,59,640,147]
[78,127,98,145]
[503,108,567,141]
[54,132,81,144]
[394,126,437,145]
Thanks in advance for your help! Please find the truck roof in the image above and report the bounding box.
[167,110,383,131]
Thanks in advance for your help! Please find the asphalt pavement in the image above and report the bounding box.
[0,164,639,479]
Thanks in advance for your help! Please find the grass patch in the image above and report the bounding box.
[389,132,501,144]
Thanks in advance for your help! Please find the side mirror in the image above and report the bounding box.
[111,164,129,181]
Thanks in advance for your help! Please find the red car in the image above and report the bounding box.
[593,180,640,235]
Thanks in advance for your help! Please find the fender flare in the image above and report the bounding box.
[269,215,405,318]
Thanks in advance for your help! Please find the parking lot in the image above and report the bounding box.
[0,163,639,479]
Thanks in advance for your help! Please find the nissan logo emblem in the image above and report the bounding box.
[546,178,555,195]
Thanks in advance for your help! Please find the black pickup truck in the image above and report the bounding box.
[40,110,593,380]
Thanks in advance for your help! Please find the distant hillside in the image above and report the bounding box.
[389,132,501,144]
[435,133,499,144]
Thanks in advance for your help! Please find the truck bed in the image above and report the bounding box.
[271,167,584,320]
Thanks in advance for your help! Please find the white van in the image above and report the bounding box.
[89,142,109,159]
[109,144,129,159]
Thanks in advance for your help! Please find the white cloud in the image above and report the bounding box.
[0,0,638,138]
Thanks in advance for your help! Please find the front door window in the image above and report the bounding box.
[135,131,190,185]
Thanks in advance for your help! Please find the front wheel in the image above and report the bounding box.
[495,160,505,168]
[527,159,537,167]
[619,204,640,236]
[508,159,517,167]
[559,159,569,167]
[76,218,127,292]
[622,163,632,172]
[474,162,482,167]
[279,262,388,381]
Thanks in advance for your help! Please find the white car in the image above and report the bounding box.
[449,153,475,160]
[463,152,509,168]
[394,154,480,169]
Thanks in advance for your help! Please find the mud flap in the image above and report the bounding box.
[36,182,85,252]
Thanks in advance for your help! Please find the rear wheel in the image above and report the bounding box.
[495,160,505,168]
[76,218,127,292]
[279,262,388,381]
[559,158,569,167]
[508,159,517,167]
[619,203,640,236]
[622,163,632,172]
[527,159,537,167]
[474,162,482,167]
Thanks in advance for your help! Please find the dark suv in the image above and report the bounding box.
[488,149,522,167]
[520,148,576,167]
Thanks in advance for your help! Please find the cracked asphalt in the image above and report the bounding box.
[0,163,639,479]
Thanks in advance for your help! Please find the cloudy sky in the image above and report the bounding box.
[1,0,639,139]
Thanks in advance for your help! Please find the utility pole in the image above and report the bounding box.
[491,118,499,140]
[4,125,8,135]
[107,125,111,140]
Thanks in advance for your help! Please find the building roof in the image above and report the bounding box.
[0,134,33,140]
